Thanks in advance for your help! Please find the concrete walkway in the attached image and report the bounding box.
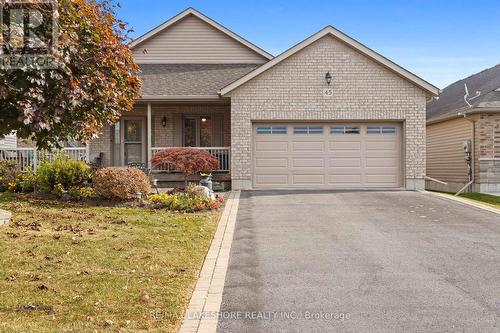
[218,190,500,333]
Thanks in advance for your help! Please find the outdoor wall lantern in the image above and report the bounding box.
[325,71,332,85]
[161,116,167,127]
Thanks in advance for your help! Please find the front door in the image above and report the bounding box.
[123,119,145,165]
[183,116,213,147]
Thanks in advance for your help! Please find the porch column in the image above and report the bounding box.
[147,103,152,168]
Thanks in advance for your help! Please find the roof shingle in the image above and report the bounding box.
[427,64,500,121]
[138,64,259,98]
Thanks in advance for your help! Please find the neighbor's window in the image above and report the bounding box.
[367,126,397,134]
[293,126,324,134]
[256,126,287,134]
[331,126,360,134]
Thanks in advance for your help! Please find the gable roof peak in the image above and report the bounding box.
[129,7,273,60]
[220,25,439,96]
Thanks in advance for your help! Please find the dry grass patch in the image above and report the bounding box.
[0,193,220,332]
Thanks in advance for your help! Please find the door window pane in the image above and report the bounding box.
[125,120,141,142]
[125,143,142,164]
[200,117,213,147]
[184,118,197,147]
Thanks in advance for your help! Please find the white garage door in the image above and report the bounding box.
[252,123,402,189]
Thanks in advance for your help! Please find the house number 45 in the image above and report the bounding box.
[323,88,333,98]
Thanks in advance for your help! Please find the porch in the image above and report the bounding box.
[89,101,232,178]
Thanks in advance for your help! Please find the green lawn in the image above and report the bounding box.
[459,192,500,209]
[0,193,220,332]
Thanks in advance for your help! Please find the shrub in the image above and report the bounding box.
[0,160,20,191]
[147,192,224,212]
[92,167,151,201]
[53,183,66,197]
[36,156,91,192]
[7,172,36,193]
[151,148,219,185]
[68,186,97,200]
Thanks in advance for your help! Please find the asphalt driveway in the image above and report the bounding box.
[217,191,500,333]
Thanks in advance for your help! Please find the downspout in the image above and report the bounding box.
[454,83,480,195]
[455,112,476,195]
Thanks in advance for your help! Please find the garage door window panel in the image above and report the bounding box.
[294,126,324,134]
[367,126,397,134]
[256,126,287,134]
[331,126,360,134]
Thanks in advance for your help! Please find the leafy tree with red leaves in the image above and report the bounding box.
[0,0,141,148]
[151,148,219,185]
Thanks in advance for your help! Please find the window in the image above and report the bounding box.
[367,126,396,134]
[256,126,287,134]
[382,126,396,134]
[293,126,308,134]
[183,116,213,147]
[331,126,360,134]
[293,126,323,134]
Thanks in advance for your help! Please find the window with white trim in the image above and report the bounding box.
[256,126,287,134]
[331,126,360,134]
[367,126,397,134]
[293,126,324,134]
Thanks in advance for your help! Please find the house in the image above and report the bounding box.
[87,7,439,190]
[0,133,17,149]
[426,64,500,194]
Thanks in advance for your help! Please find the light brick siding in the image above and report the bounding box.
[478,113,500,159]
[89,123,112,166]
[89,103,230,167]
[478,112,500,193]
[229,35,427,190]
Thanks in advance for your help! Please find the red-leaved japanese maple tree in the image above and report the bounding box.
[151,148,219,186]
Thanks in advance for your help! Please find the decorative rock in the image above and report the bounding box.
[193,185,216,200]
[0,209,11,226]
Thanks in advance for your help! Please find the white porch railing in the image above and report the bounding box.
[0,147,88,172]
[151,147,230,172]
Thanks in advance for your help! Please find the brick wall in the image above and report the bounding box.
[89,123,112,167]
[478,112,500,193]
[229,35,428,190]
[478,113,500,159]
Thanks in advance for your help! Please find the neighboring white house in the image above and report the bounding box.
[0,133,17,148]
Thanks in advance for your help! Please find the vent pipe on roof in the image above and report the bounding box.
[464,83,481,108]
